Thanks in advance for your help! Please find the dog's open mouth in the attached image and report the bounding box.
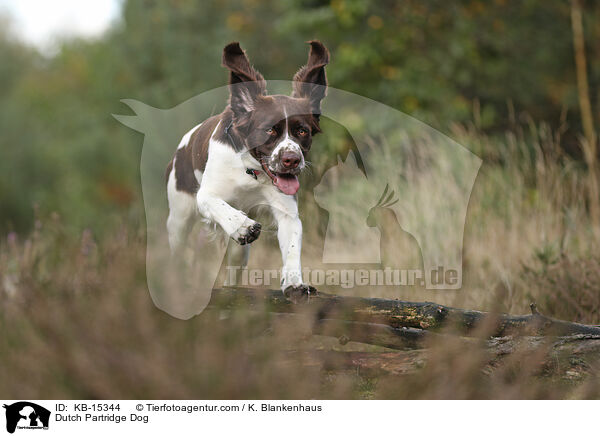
[273,173,300,195]
[261,161,300,195]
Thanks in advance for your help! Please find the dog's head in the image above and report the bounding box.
[222,41,329,195]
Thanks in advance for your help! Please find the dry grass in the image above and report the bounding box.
[1,122,600,399]
[1,213,600,399]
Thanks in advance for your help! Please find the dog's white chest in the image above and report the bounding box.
[201,139,270,209]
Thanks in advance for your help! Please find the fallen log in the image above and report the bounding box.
[210,288,600,337]
[210,289,600,380]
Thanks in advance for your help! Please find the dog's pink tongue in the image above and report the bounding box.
[274,174,300,195]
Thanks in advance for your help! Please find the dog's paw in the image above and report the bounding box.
[232,220,261,245]
[283,284,317,304]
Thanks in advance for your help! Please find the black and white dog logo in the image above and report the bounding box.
[3,402,50,434]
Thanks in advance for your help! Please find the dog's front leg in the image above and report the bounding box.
[275,209,303,287]
[270,196,315,302]
[196,190,261,245]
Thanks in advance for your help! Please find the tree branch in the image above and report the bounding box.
[210,288,600,337]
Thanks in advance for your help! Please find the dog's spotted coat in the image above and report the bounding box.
[166,41,329,301]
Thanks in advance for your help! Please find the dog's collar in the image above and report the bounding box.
[229,121,276,184]
[227,121,260,180]
[245,168,261,179]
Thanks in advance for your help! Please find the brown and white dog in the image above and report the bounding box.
[165,41,329,300]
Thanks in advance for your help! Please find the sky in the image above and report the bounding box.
[0,0,122,53]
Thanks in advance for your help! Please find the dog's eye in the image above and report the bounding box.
[297,127,308,137]
[266,127,276,136]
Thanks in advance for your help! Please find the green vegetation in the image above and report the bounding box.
[1,0,599,234]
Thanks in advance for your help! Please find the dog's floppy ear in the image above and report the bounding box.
[292,40,329,117]
[222,42,266,117]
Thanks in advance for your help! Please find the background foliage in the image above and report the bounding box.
[1,0,599,234]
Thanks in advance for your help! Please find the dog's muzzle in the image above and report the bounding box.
[261,147,304,196]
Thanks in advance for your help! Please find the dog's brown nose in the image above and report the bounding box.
[281,151,301,169]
